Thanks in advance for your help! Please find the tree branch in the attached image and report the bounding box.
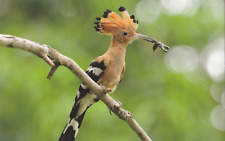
[0,34,152,141]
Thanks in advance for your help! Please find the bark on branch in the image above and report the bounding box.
[0,34,152,141]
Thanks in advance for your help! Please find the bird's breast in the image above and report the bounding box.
[97,60,124,91]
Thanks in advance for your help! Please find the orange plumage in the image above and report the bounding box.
[94,7,138,36]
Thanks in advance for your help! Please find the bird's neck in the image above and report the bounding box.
[105,37,128,61]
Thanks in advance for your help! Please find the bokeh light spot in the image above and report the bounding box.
[165,45,198,73]
[205,0,224,22]
[210,104,225,131]
[135,0,160,23]
[201,37,224,82]
[160,0,200,16]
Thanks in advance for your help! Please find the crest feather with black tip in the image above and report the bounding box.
[94,6,138,35]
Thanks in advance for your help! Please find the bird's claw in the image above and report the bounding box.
[101,85,112,94]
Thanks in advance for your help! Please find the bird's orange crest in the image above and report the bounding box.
[94,6,138,36]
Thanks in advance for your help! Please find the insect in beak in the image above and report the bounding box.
[133,33,170,52]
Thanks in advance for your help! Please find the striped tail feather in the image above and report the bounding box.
[59,84,99,141]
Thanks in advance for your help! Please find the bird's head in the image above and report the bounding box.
[94,6,169,52]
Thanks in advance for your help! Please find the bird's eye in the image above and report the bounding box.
[123,32,128,36]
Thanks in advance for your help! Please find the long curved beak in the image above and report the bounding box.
[133,33,170,52]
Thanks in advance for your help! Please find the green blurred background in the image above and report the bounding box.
[0,0,224,141]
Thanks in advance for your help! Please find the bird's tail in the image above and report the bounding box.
[59,83,99,141]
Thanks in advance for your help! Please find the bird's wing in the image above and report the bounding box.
[59,57,108,141]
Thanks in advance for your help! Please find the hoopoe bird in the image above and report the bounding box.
[59,6,169,141]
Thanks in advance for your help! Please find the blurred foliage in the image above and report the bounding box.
[0,0,224,141]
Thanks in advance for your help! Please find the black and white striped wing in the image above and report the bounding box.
[59,60,106,141]
[74,60,106,104]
